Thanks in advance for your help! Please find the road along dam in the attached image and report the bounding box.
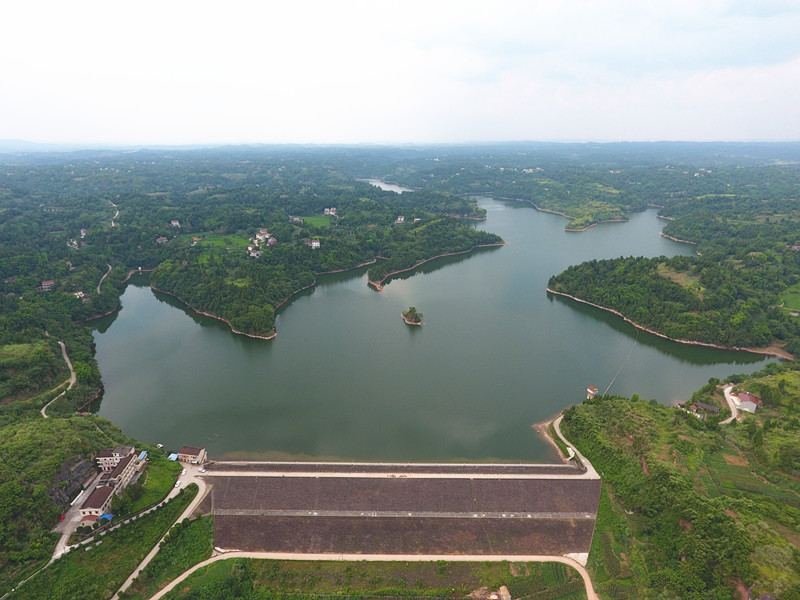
[200,458,601,561]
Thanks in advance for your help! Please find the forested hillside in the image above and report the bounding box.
[548,171,800,356]
[562,362,800,599]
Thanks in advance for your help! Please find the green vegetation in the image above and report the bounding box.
[0,341,68,399]
[11,484,197,600]
[161,559,587,600]
[0,415,131,592]
[300,214,335,227]
[548,168,800,355]
[402,306,423,324]
[367,217,501,285]
[130,454,183,512]
[2,143,800,599]
[781,281,800,312]
[561,376,800,599]
[123,515,213,600]
[549,253,800,352]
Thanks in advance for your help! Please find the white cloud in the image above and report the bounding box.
[1,0,799,144]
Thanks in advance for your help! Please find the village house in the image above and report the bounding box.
[176,446,207,464]
[96,445,136,471]
[736,391,761,414]
[170,219,181,227]
[156,236,169,244]
[80,228,87,238]
[97,452,138,491]
[81,446,148,520]
[40,280,55,291]
[311,239,320,249]
[692,401,720,415]
[395,215,405,223]
[79,486,114,518]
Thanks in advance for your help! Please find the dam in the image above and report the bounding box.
[200,458,602,561]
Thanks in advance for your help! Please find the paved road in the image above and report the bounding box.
[721,384,739,424]
[40,341,76,418]
[552,414,600,481]
[146,551,598,600]
[112,464,209,600]
[143,414,601,600]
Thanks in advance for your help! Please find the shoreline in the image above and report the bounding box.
[74,270,155,323]
[401,313,423,326]
[565,218,629,232]
[368,243,506,291]
[150,285,278,340]
[547,287,794,360]
[531,417,568,461]
[495,195,629,231]
[147,259,379,339]
[659,232,698,245]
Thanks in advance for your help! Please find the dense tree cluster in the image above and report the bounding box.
[562,395,800,599]
[548,253,800,352]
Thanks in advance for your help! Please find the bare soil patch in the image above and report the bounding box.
[723,453,749,466]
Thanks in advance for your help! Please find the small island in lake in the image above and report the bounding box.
[402,306,423,326]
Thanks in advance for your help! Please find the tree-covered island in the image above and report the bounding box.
[402,306,423,325]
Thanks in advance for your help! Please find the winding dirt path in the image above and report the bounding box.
[40,341,76,418]
[720,384,739,424]
[97,263,112,293]
[110,200,119,227]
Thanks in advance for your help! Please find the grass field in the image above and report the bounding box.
[192,233,251,249]
[125,516,213,600]
[780,281,800,311]
[162,558,587,600]
[129,453,183,514]
[0,343,39,366]
[300,215,334,227]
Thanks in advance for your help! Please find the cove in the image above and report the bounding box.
[94,197,774,462]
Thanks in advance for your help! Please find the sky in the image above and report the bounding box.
[2,0,800,145]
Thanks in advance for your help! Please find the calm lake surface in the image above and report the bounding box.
[95,193,774,462]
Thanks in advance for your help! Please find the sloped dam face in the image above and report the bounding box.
[203,461,601,557]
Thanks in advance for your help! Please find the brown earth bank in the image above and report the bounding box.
[659,231,698,245]
[564,219,629,232]
[150,285,278,340]
[368,243,506,291]
[402,313,422,326]
[494,196,629,232]
[547,288,795,360]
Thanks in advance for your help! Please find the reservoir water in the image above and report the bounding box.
[95,195,773,462]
